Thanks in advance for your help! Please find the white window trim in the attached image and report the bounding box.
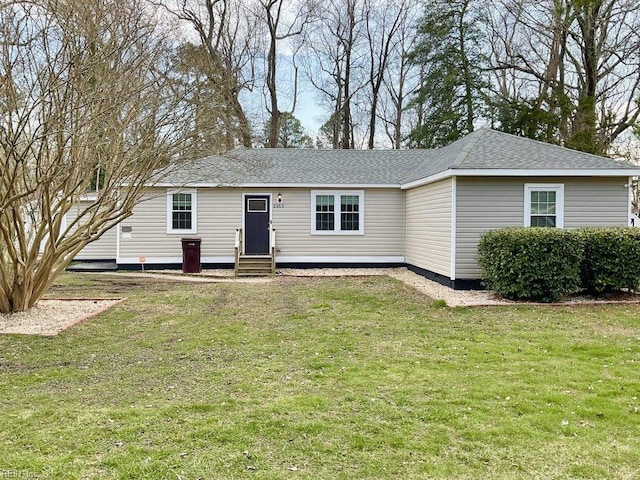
[167,189,198,234]
[524,183,564,228]
[310,190,364,235]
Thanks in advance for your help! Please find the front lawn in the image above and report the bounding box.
[0,274,639,479]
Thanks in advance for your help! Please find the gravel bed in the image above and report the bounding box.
[0,299,122,336]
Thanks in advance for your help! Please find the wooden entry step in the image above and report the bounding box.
[236,255,274,277]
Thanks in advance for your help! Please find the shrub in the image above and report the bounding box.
[477,228,583,302]
[577,227,640,294]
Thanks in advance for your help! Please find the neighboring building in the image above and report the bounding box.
[74,128,640,289]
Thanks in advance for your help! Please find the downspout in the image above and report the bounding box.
[116,194,121,265]
[628,176,633,226]
[450,176,457,285]
[402,187,406,264]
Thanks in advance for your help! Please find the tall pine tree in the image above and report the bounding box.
[407,0,487,148]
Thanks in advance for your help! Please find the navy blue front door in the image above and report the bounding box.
[245,195,270,255]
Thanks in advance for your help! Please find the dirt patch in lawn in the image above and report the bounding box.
[0,299,124,336]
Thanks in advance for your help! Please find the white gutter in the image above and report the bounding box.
[401,168,640,190]
[146,182,402,189]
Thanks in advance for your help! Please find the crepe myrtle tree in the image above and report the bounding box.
[0,0,194,313]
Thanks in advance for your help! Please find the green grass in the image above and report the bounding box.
[1,273,639,479]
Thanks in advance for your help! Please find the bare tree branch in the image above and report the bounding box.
[0,0,195,312]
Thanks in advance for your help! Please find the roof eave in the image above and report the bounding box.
[401,168,640,190]
[137,182,402,189]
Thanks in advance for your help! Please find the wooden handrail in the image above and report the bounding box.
[234,228,242,276]
[270,228,276,273]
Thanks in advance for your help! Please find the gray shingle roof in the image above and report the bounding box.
[224,148,432,184]
[453,129,635,170]
[159,128,638,187]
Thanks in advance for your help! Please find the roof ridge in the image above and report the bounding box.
[450,129,486,168]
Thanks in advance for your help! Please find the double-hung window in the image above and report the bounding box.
[167,189,197,234]
[524,184,564,228]
[311,190,364,234]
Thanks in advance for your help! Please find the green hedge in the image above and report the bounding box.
[577,227,640,294]
[478,227,640,301]
[477,228,584,302]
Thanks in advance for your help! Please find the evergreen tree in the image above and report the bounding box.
[407,0,487,148]
[262,112,313,148]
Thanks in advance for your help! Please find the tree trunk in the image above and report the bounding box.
[341,0,356,149]
[266,5,280,148]
[459,0,475,134]
[567,0,601,154]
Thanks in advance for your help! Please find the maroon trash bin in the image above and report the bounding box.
[181,237,202,273]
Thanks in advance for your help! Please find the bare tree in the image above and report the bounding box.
[303,0,367,148]
[486,0,575,143]
[172,43,234,155]
[0,0,193,313]
[258,0,315,148]
[487,0,640,154]
[377,2,421,148]
[157,0,258,149]
[363,0,408,148]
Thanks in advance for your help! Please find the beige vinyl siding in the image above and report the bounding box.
[563,178,628,227]
[70,200,118,260]
[404,179,452,277]
[455,176,629,279]
[273,188,403,258]
[75,226,117,260]
[119,188,242,261]
[118,187,404,262]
